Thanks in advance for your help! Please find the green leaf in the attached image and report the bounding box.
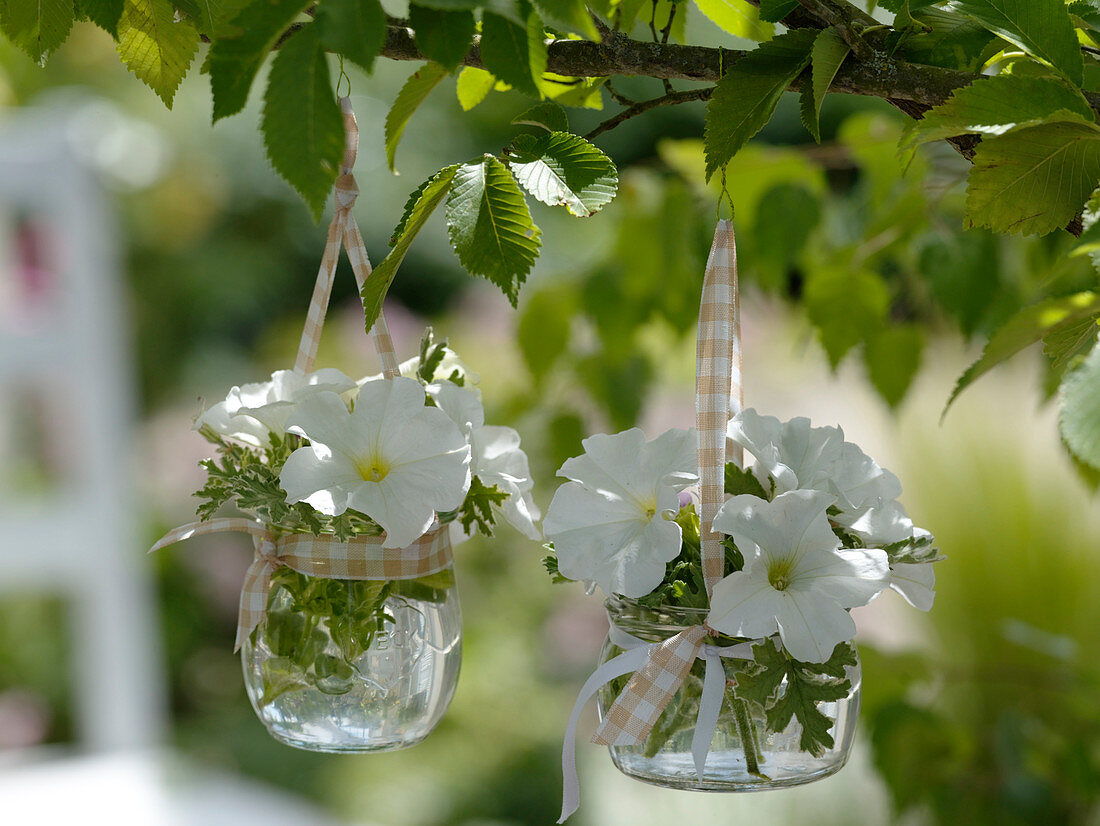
[518,286,574,382]
[446,156,542,303]
[945,292,1100,413]
[208,0,311,121]
[732,639,788,710]
[116,0,199,107]
[1044,316,1099,373]
[408,5,474,70]
[693,0,772,41]
[900,74,1095,151]
[897,7,996,72]
[315,0,386,72]
[364,165,461,331]
[172,0,246,37]
[456,66,495,110]
[704,28,816,180]
[952,0,1082,85]
[80,0,123,36]
[1060,341,1100,469]
[757,0,796,21]
[1069,217,1100,257]
[537,72,606,108]
[385,61,449,172]
[804,264,890,368]
[0,0,74,61]
[965,121,1100,236]
[507,131,618,217]
[261,25,344,220]
[534,0,599,39]
[724,463,768,498]
[863,325,924,408]
[799,27,849,143]
[480,10,545,97]
[512,101,569,132]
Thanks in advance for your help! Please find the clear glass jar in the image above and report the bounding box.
[242,564,461,753]
[597,597,860,791]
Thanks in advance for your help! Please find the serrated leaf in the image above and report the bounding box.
[952,0,1082,85]
[534,0,599,39]
[900,74,1095,151]
[81,0,123,36]
[965,121,1100,236]
[693,0,772,41]
[117,0,198,108]
[0,0,74,61]
[507,131,617,217]
[724,463,768,498]
[480,10,544,97]
[172,0,245,37]
[208,0,311,121]
[385,61,449,172]
[456,66,495,110]
[799,27,849,143]
[804,264,890,368]
[446,156,542,304]
[364,165,461,331]
[864,325,923,408]
[261,25,344,220]
[758,0,797,22]
[945,292,1100,414]
[315,0,386,72]
[732,640,788,710]
[512,101,568,132]
[1060,341,1100,469]
[409,5,474,70]
[897,7,995,72]
[1044,316,1099,372]
[704,28,816,180]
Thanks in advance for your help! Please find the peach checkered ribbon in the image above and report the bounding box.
[559,220,744,822]
[150,518,453,652]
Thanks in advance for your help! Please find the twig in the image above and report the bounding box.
[795,0,873,60]
[584,87,712,141]
[604,79,638,107]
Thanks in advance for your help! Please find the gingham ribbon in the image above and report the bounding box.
[559,622,756,823]
[294,97,400,379]
[559,220,744,821]
[150,518,453,652]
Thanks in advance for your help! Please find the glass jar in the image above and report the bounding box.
[597,597,860,791]
[242,564,461,753]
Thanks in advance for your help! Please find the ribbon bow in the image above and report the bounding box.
[559,621,755,823]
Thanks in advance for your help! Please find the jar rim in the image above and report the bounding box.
[604,594,711,620]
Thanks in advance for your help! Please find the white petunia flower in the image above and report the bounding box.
[196,368,357,446]
[728,409,843,494]
[887,561,935,611]
[279,378,471,548]
[709,490,889,663]
[542,428,698,598]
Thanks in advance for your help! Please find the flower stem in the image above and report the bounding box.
[732,695,763,778]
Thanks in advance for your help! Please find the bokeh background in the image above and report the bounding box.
[2,11,1100,826]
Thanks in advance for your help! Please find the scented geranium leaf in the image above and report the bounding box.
[261,26,344,220]
[385,61,449,172]
[764,645,855,757]
[480,10,545,97]
[724,462,769,498]
[512,101,569,132]
[952,0,1082,85]
[0,0,74,61]
[898,7,995,72]
[315,0,386,72]
[965,121,1100,236]
[208,0,311,121]
[364,164,461,330]
[456,66,495,110]
[945,292,1100,413]
[900,74,1094,151]
[693,0,772,41]
[1060,342,1100,469]
[446,156,542,303]
[1044,317,1099,373]
[507,131,617,217]
[704,28,816,179]
[758,0,797,21]
[799,26,849,143]
[534,0,599,39]
[804,264,890,368]
[81,0,123,36]
[409,5,475,70]
[732,639,788,710]
[864,325,923,408]
[117,0,199,108]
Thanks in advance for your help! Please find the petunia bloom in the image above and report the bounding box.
[709,490,889,663]
[279,378,471,548]
[543,428,698,598]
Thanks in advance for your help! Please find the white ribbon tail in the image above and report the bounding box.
[559,645,651,824]
[692,647,726,783]
[149,518,266,553]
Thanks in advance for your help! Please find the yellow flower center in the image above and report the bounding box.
[356,455,391,483]
[642,499,657,520]
[767,558,795,592]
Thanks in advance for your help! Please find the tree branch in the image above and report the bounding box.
[584,88,712,140]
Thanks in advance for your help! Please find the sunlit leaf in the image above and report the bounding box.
[117,0,199,108]
[385,61,449,172]
[508,131,618,217]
